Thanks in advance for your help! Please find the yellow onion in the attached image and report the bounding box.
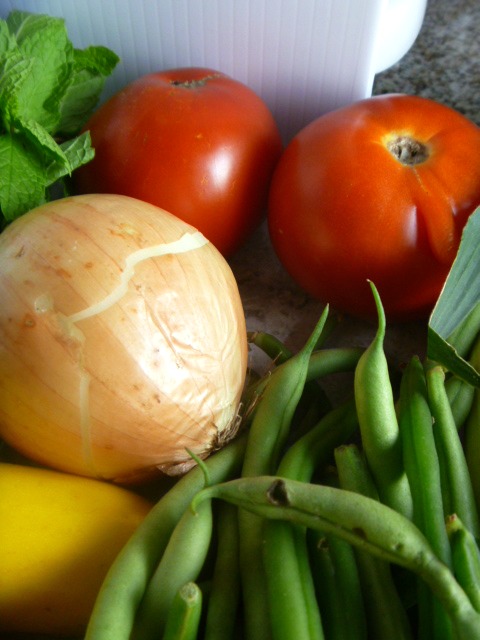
[0,194,248,482]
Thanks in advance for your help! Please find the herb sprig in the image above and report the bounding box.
[0,10,119,226]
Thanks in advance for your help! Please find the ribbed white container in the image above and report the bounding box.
[0,0,427,141]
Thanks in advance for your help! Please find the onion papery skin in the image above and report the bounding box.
[0,194,248,482]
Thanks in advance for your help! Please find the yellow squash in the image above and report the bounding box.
[0,462,152,637]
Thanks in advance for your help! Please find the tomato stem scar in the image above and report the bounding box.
[170,73,222,89]
[387,135,429,166]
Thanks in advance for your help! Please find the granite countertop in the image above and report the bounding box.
[228,0,479,378]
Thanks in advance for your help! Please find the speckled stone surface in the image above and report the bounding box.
[373,0,480,124]
[228,0,478,378]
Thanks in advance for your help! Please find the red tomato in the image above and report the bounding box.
[74,68,282,257]
[268,94,480,321]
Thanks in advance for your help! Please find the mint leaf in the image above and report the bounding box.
[0,49,33,128]
[0,10,119,225]
[6,11,74,133]
[57,71,104,135]
[0,133,46,220]
[58,46,120,136]
[0,17,16,56]
[74,45,120,77]
[46,131,94,185]
[13,114,70,166]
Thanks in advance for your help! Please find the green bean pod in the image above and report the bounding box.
[399,356,452,640]
[162,582,202,640]
[132,498,213,639]
[85,433,247,640]
[308,529,367,640]
[447,514,480,613]
[261,399,358,640]
[247,313,337,363]
[239,308,330,640]
[203,502,240,640]
[191,476,480,640]
[426,365,480,539]
[334,444,413,640]
[244,346,363,414]
[353,281,413,519]
[263,519,324,640]
[463,337,480,513]
[278,398,358,482]
[247,330,293,363]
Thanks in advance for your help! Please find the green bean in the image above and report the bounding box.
[399,356,452,640]
[132,497,213,639]
[247,314,337,363]
[191,476,480,640]
[278,397,358,483]
[261,399,358,639]
[463,337,480,512]
[204,502,240,640]
[353,281,413,519]
[263,518,325,640]
[243,346,363,414]
[307,347,364,382]
[247,330,294,363]
[245,332,354,432]
[162,582,202,640]
[426,365,480,539]
[447,514,480,613]
[445,375,475,430]
[85,432,247,640]
[239,308,330,640]
[308,529,367,640]
[334,444,413,640]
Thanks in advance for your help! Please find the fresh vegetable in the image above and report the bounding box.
[428,206,480,387]
[261,399,358,640]
[0,10,119,225]
[162,582,203,640]
[238,309,328,640]
[0,193,248,481]
[83,208,480,639]
[132,496,213,638]
[334,444,412,640]
[0,461,151,637]
[268,94,480,321]
[354,281,412,518]
[398,356,452,639]
[192,475,480,640]
[73,67,283,257]
[85,432,247,640]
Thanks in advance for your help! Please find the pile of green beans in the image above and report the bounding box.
[85,284,480,640]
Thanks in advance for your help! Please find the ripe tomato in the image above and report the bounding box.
[268,94,480,321]
[74,68,282,257]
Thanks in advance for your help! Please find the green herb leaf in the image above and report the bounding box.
[58,47,120,136]
[0,10,119,225]
[46,131,95,185]
[428,207,480,387]
[0,48,32,128]
[13,114,69,166]
[0,133,46,221]
[0,17,16,56]
[6,11,74,133]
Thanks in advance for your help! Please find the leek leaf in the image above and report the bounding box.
[428,207,480,387]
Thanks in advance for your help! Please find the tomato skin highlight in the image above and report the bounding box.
[268,94,480,321]
[74,68,282,257]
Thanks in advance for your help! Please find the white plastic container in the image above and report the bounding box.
[0,0,427,141]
